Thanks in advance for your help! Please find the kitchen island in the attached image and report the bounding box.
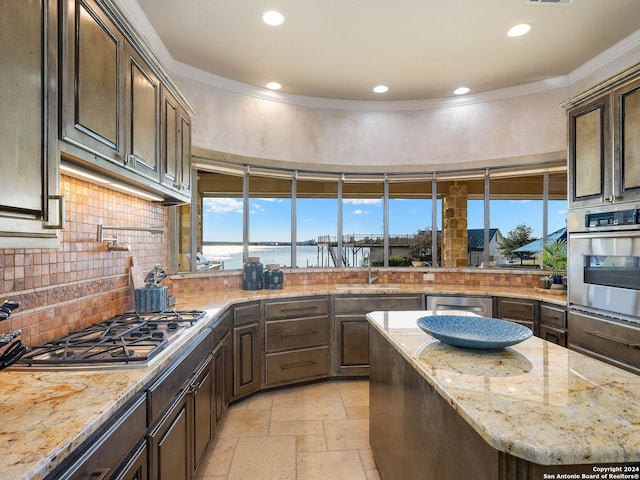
[368,310,640,480]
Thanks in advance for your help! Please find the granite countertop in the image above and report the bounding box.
[367,310,640,466]
[0,283,565,479]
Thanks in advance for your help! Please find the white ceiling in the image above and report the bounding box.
[131,0,640,101]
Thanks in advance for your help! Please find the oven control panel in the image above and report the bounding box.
[585,208,639,228]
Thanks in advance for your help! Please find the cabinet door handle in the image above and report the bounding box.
[43,195,65,230]
[280,330,317,338]
[280,361,317,370]
[586,330,640,349]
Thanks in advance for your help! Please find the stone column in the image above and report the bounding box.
[442,182,468,267]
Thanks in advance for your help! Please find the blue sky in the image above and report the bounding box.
[202,197,567,243]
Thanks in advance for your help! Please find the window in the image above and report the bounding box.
[248,176,292,267]
[186,163,566,272]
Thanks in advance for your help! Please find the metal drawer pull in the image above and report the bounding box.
[280,360,317,370]
[586,331,640,349]
[280,306,319,313]
[280,330,317,338]
[90,468,110,480]
[545,331,559,342]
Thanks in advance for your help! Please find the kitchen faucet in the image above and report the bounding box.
[364,251,378,284]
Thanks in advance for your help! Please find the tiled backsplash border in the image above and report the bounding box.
[170,267,547,295]
[0,176,168,346]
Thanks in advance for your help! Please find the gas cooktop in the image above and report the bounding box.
[14,310,206,370]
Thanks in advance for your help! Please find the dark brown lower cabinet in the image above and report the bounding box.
[233,322,263,399]
[114,443,147,480]
[45,394,147,480]
[148,390,190,480]
[192,357,214,476]
[213,334,230,425]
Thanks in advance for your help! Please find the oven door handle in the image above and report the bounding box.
[570,230,640,239]
[586,330,640,349]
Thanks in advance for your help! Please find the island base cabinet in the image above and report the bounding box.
[369,326,638,480]
[370,327,499,480]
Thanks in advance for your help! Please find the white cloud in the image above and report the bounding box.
[353,209,364,215]
[344,199,382,205]
[204,198,243,214]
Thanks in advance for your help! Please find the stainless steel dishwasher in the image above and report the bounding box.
[426,295,493,317]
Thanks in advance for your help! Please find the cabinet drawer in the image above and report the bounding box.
[265,346,329,385]
[55,394,147,480]
[540,304,566,329]
[265,316,329,353]
[568,312,640,371]
[334,295,422,314]
[147,329,213,426]
[498,298,536,321]
[234,302,261,325]
[539,325,567,347]
[265,298,328,320]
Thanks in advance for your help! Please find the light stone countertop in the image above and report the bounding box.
[367,310,640,466]
[0,284,564,479]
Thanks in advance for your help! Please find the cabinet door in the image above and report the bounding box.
[192,358,213,476]
[0,0,60,247]
[114,443,147,480]
[336,316,370,376]
[161,89,179,189]
[568,94,610,207]
[614,77,640,202]
[213,336,229,426]
[161,87,191,193]
[233,323,262,399]
[61,0,125,162]
[179,110,192,193]
[126,46,160,181]
[148,395,189,480]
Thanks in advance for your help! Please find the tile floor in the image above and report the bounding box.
[195,380,381,480]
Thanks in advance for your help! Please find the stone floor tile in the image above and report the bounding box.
[346,405,369,419]
[270,419,324,436]
[197,437,237,476]
[297,451,367,480]
[227,436,296,480]
[324,418,370,450]
[296,433,327,453]
[271,396,347,421]
[219,409,270,438]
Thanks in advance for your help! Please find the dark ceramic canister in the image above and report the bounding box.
[242,257,264,290]
[264,264,284,290]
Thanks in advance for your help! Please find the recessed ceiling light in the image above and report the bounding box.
[266,82,282,90]
[507,23,532,37]
[454,87,470,95]
[262,10,285,26]
[373,85,389,94]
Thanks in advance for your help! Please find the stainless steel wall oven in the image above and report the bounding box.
[568,206,640,321]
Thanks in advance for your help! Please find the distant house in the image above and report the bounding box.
[512,228,567,262]
[467,228,504,266]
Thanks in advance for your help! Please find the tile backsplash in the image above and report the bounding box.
[0,175,168,346]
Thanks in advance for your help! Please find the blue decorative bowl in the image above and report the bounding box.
[416,315,532,349]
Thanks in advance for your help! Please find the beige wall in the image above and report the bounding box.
[173,37,640,174]
[178,74,568,172]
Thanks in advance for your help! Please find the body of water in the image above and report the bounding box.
[201,245,371,270]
